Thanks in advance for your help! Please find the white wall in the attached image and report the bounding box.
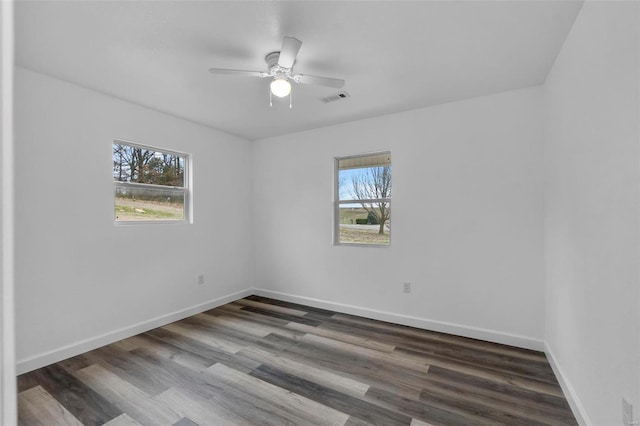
[252,87,545,348]
[1,1,17,423]
[543,1,640,425]
[14,68,253,372]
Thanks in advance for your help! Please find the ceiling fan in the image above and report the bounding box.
[208,36,345,107]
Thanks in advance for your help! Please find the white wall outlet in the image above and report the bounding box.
[403,282,411,293]
[623,397,636,425]
[197,274,205,285]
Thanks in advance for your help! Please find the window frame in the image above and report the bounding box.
[334,151,392,247]
[113,139,191,225]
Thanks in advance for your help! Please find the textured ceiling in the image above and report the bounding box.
[16,1,583,141]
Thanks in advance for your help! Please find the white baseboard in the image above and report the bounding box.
[252,288,545,351]
[16,288,254,375]
[16,287,547,375]
[544,343,592,426]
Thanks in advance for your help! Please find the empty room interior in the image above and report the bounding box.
[1,0,639,425]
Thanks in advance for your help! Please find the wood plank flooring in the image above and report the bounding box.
[17,296,577,425]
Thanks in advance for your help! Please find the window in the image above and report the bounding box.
[335,152,391,245]
[113,141,189,223]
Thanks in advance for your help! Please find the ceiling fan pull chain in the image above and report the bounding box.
[289,91,292,109]
[269,88,273,108]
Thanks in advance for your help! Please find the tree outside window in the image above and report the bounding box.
[113,141,189,223]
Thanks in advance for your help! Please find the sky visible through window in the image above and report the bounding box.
[337,162,391,245]
[339,166,392,202]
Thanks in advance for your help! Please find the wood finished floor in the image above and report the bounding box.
[17,296,577,426]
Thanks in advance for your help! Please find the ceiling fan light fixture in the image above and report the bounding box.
[270,77,291,98]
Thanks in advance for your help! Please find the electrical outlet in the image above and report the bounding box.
[403,282,411,293]
[623,397,636,425]
[197,274,205,285]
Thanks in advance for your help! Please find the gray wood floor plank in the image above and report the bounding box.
[124,334,214,372]
[145,327,261,374]
[364,386,496,426]
[81,345,171,397]
[329,313,547,362]
[424,365,576,421]
[275,333,426,399]
[417,381,572,426]
[18,363,122,425]
[416,385,550,425]
[234,298,309,316]
[203,362,350,426]
[73,364,182,426]
[286,321,397,353]
[344,417,376,426]
[395,346,564,398]
[239,305,323,326]
[396,339,557,384]
[251,364,412,426]
[103,413,144,426]
[172,418,199,426]
[245,295,338,316]
[237,345,371,397]
[155,386,259,426]
[18,386,84,426]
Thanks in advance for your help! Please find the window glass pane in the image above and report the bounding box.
[113,143,185,187]
[338,153,391,201]
[338,203,391,245]
[336,152,391,246]
[115,184,185,222]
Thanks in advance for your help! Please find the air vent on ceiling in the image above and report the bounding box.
[322,91,351,103]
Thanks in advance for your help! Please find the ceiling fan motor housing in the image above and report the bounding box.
[265,51,293,79]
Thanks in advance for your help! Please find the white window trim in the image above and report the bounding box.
[334,151,392,247]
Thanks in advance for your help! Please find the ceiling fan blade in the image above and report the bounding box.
[294,74,345,89]
[278,37,302,69]
[208,68,268,78]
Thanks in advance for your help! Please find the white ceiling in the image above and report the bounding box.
[15,1,583,141]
